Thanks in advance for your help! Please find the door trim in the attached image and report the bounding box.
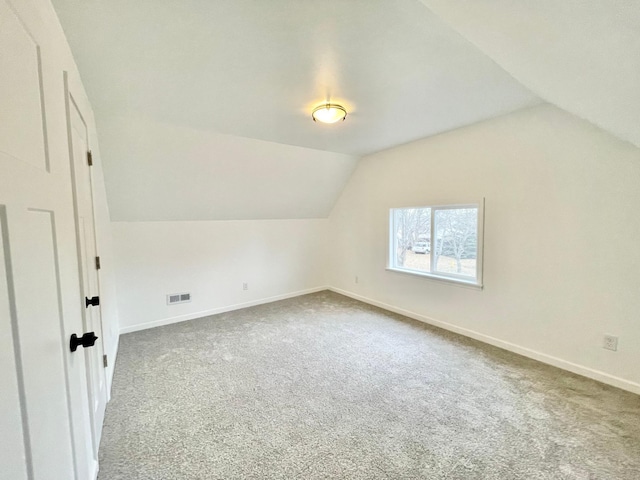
[63,71,103,480]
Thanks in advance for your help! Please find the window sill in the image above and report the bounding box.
[386,267,483,290]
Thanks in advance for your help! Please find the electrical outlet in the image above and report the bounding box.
[355,276,359,284]
[243,282,248,291]
[603,334,618,351]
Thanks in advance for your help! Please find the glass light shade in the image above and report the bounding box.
[312,104,347,123]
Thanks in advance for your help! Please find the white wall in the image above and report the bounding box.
[113,219,328,332]
[328,104,640,393]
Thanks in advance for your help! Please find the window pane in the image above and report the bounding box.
[434,208,477,277]
[393,207,431,273]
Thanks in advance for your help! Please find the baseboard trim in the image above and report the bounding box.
[119,286,330,334]
[105,337,119,402]
[329,287,640,395]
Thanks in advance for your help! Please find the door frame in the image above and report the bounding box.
[63,71,108,472]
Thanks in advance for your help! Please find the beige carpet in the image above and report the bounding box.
[99,291,640,479]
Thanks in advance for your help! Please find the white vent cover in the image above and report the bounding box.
[167,293,191,305]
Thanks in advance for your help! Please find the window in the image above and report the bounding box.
[388,202,483,286]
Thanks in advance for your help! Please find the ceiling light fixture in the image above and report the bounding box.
[312,103,347,124]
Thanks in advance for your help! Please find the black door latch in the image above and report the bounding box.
[85,296,100,308]
[70,332,98,352]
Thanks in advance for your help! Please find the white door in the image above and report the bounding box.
[0,1,96,479]
[67,89,108,457]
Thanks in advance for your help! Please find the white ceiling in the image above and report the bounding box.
[50,0,545,220]
[419,0,640,149]
[52,0,539,156]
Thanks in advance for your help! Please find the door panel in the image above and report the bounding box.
[0,206,28,480]
[9,208,75,479]
[0,0,48,171]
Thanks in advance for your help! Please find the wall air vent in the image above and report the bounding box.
[167,293,191,305]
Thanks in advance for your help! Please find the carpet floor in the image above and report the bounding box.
[98,291,640,479]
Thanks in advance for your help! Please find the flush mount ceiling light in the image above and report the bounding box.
[312,103,347,124]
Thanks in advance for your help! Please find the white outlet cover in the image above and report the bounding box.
[603,335,618,351]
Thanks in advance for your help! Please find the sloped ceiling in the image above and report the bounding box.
[51,0,541,221]
[98,114,359,222]
[419,0,640,148]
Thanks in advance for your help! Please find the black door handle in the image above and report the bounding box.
[85,296,100,308]
[70,332,98,352]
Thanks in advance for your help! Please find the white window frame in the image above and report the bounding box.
[387,200,485,288]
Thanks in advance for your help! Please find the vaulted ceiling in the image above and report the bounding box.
[51,0,638,221]
[419,0,640,149]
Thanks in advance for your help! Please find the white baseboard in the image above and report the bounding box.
[105,336,119,402]
[329,287,640,396]
[116,284,640,395]
[119,286,329,334]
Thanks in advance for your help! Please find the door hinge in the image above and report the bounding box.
[103,354,108,368]
[87,150,93,166]
[95,256,101,270]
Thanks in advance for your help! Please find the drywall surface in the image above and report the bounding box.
[419,0,640,148]
[113,219,329,332]
[99,113,359,222]
[328,104,640,391]
[52,0,539,157]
